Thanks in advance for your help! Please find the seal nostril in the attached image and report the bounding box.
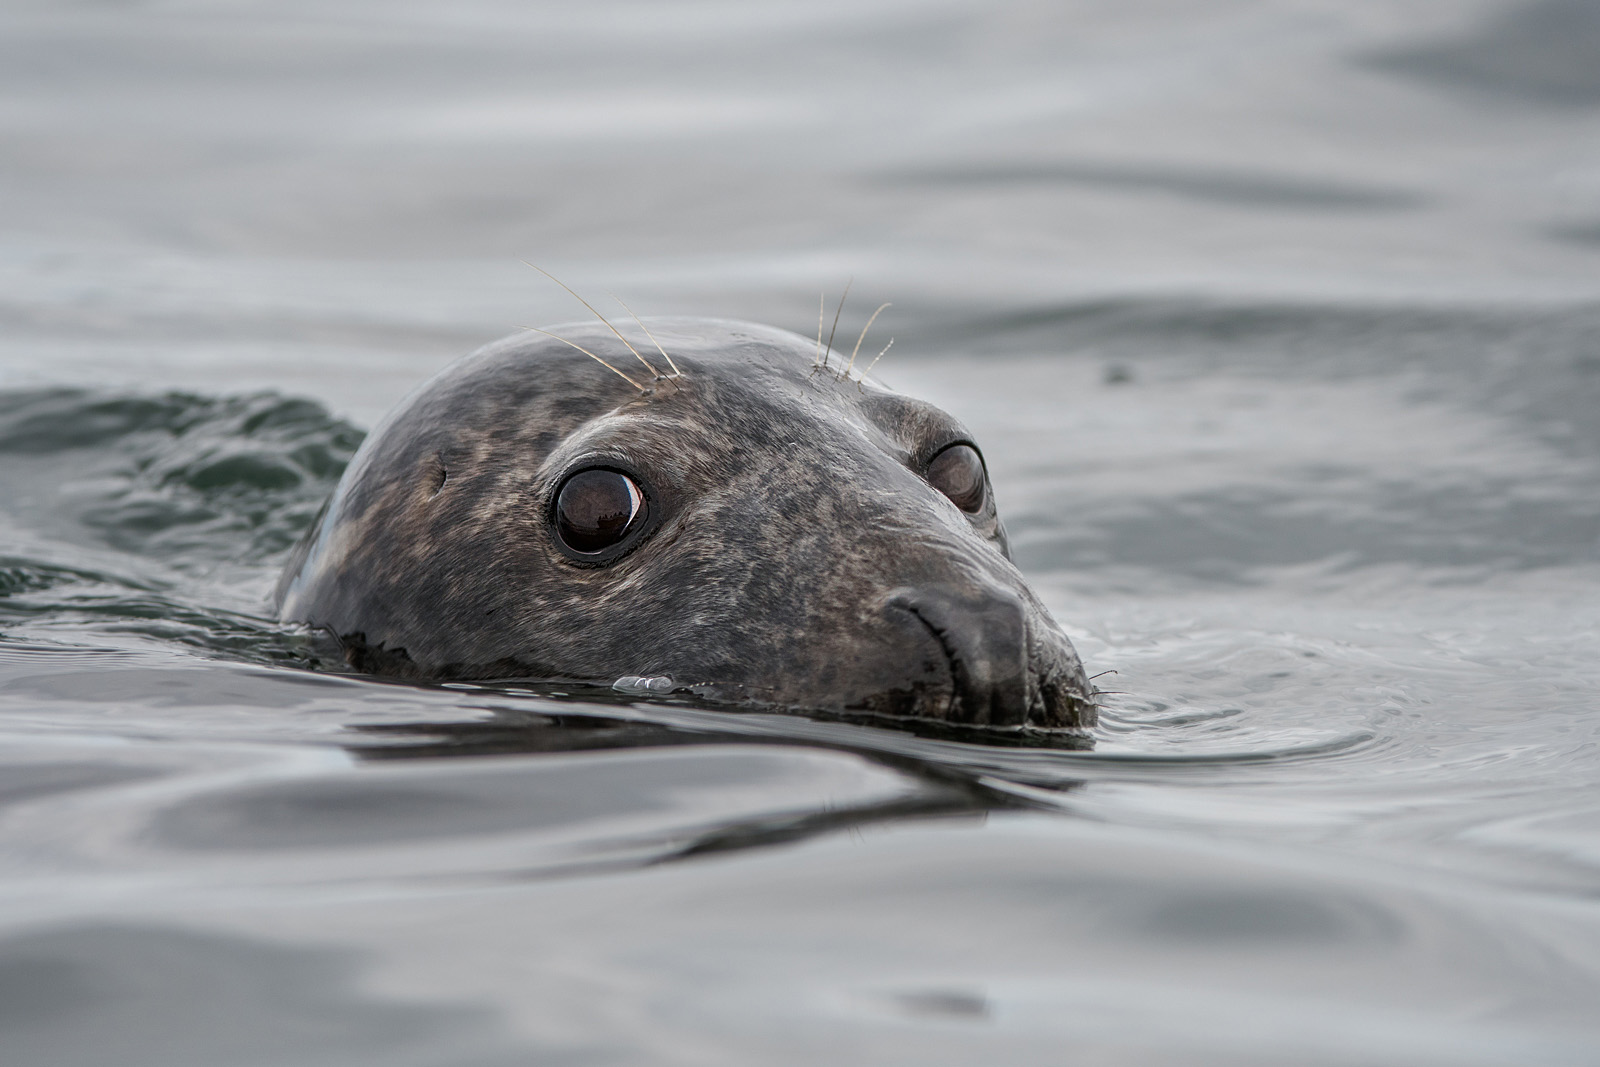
[885,586,1031,727]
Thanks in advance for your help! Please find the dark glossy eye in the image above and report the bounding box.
[926,443,986,513]
[554,468,648,556]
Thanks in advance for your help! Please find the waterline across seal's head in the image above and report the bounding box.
[275,318,1095,731]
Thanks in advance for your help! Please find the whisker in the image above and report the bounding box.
[518,326,646,392]
[522,261,661,378]
[814,292,825,369]
[609,292,682,377]
[1088,670,1119,681]
[822,277,852,373]
[842,301,891,381]
[857,337,893,390]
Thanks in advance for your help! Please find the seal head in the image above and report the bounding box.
[275,318,1095,730]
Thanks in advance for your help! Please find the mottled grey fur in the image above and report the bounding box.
[275,318,1095,729]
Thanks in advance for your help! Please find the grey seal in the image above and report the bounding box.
[275,317,1096,730]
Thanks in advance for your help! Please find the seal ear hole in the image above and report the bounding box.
[428,456,449,496]
[553,467,650,559]
[926,443,987,513]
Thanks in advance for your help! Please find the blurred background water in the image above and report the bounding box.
[2,1,1600,1064]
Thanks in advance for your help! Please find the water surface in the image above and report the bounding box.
[3,2,1600,1064]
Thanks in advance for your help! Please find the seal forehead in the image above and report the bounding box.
[515,322,928,474]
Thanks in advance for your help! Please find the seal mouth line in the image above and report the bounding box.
[897,602,962,721]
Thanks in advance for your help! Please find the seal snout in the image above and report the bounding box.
[885,585,1035,727]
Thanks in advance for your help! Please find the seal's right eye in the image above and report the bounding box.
[926,442,987,513]
[554,469,647,556]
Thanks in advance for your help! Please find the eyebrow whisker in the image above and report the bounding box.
[822,277,852,374]
[857,336,894,389]
[522,261,662,378]
[814,291,826,369]
[518,326,647,392]
[842,301,891,382]
[610,292,682,378]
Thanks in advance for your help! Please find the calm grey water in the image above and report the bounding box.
[3,2,1600,1064]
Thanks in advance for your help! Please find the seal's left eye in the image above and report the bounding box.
[554,469,647,555]
[926,443,986,513]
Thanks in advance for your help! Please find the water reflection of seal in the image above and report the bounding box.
[275,318,1095,729]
